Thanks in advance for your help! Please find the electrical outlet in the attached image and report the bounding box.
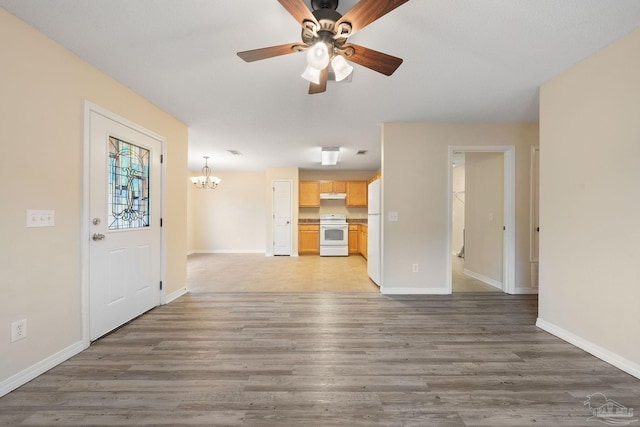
[412,264,419,273]
[11,319,27,342]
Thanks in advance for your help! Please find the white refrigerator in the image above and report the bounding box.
[367,179,381,286]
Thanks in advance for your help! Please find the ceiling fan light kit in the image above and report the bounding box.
[237,0,409,94]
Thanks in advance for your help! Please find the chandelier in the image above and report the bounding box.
[190,156,221,189]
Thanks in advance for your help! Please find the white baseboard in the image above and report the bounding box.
[191,250,266,254]
[536,318,640,379]
[0,340,85,398]
[463,268,503,290]
[381,286,450,295]
[164,287,189,304]
[513,287,539,295]
[266,253,300,257]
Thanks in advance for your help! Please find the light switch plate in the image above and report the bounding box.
[26,210,55,227]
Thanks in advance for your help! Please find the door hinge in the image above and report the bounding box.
[503,226,506,231]
[159,281,163,290]
[160,154,164,164]
[160,218,163,227]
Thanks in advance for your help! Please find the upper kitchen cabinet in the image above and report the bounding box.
[346,181,368,207]
[299,181,320,207]
[319,181,347,193]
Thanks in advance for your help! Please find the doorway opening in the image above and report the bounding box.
[447,146,515,294]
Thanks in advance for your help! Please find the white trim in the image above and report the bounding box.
[0,341,85,398]
[82,101,166,346]
[536,318,640,379]
[463,269,503,290]
[529,146,540,263]
[165,287,189,304]
[381,286,450,295]
[446,145,516,294]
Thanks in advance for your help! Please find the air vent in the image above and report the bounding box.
[227,150,242,156]
[356,150,368,155]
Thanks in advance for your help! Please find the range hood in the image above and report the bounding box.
[320,193,347,200]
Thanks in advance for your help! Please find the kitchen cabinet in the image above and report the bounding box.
[320,181,347,193]
[348,224,359,254]
[359,224,368,259]
[299,181,320,207]
[346,181,368,207]
[298,224,320,254]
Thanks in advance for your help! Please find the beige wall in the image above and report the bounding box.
[188,171,267,253]
[0,9,188,390]
[381,122,538,293]
[538,28,640,376]
[464,152,504,285]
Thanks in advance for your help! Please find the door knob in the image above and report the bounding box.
[92,233,106,241]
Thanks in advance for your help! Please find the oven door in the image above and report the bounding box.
[320,224,348,246]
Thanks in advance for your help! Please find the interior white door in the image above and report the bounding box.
[89,111,162,340]
[273,180,292,256]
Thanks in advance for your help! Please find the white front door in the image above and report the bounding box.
[88,110,162,340]
[273,180,292,256]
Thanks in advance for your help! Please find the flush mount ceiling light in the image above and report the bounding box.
[237,0,408,95]
[321,147,340,165]
[190,156,221,189]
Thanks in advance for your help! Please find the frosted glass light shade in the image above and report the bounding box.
[301,64,321,84]
[307,42,330,70]
[331,55,353,82]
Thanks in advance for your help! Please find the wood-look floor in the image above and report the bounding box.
[2,291,639,426]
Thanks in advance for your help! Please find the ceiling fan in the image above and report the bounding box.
[237,0,409,94]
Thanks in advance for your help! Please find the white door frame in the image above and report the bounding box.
[81,101,166,347]
[446,145,516,294]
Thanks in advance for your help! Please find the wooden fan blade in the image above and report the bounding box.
[237,43,305,62]
[278,0,318,25]
[343,43,403,76]
[337,0,409,36]
[309,67,329,94]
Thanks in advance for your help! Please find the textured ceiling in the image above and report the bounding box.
[1,0,639,171]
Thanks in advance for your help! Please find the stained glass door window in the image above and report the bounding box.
[108,136,150,229]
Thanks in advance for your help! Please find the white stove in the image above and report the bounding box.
[319,214,349,256]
